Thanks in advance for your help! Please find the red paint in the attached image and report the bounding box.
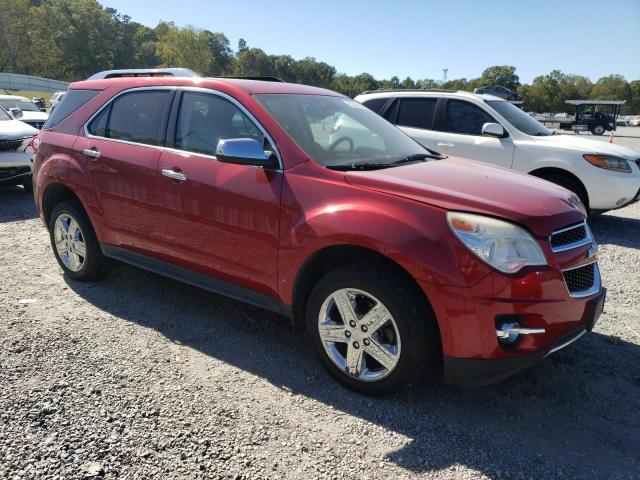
[33,77,600,367]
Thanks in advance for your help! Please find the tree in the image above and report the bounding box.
[478,65,520,90]
[292,57,336,88]
[0,0,32,72]
[232,48,273,76]
[155,22,212,75]
[237,38,248,53]
[203,31,233,75]
[591,74,631,101]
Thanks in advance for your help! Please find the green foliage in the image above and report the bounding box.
[0,0,638,113]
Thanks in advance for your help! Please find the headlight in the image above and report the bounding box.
[583,154,632,173]
[447,212,547,273]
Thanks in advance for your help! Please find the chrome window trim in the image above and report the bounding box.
[83,85,283,172]
[561,260,601,298]
[549,220,593,253]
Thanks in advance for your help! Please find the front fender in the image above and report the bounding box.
[277,167,492,305]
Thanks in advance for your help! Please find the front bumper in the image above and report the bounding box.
[443,288,605,386]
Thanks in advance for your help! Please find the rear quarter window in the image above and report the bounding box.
[361,97,388,114]
[43,90,99,129]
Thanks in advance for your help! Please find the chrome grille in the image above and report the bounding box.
[550,221,591,252]
[0,139,23,152]
[23,120,45,130]
[562,262,600,297]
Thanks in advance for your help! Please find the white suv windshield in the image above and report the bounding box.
[486,100,552,136]
[0,98,40,112]
[255,94,429,168]
[0,108,11,121]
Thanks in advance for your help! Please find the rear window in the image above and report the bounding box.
[43,90,98,129]
[87,90,173,146]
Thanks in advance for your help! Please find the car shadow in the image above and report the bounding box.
[0,186,38,223]
[65,264,640,479]
[589,212,640,249]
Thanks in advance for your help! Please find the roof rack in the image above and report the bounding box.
[217,76,284,82]
[87,68,199,80]
[565,99,626,105]
[361,88,458,95]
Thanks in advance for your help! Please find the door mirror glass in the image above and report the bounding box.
[216,138,276,168]
[482,122,505,138]
[9,107,23,119]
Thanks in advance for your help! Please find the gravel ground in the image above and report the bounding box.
[2,146,640,479]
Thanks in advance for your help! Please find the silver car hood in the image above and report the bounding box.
[0,119,39,140]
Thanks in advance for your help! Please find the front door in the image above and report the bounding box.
[155,90,283,297]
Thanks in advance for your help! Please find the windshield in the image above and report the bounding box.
[486,100,552,136]
[0,98,40,112]
[0,107,11,121]
[254,94,428,168]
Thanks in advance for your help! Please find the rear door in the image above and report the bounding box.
[154,89,283,298]
[432,99,515,168]
[74,88,174,251]
[389,97,441,152]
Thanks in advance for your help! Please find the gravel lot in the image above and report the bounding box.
[1,133,639,479]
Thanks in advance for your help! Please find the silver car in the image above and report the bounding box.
[0,107,38,191]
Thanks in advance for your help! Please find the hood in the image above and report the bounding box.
[344,157,585,237]
[531,134,639,159]
[17,111,49,121]
[0,119,38,140]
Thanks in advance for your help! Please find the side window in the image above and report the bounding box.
[396,98,437,130]
[175,92,263,156]
[88,90,172,146]
[444,100,495,135]
[44,89,99,129]
[382,98,398,122]
[361,97,388,114]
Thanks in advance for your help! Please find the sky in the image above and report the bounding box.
[103,0,640,83]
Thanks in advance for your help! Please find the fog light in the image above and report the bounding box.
[496,322,546,344]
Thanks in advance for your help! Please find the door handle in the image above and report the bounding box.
[82,148,101,158]
[162,169,187,182]
[436,142,455,149]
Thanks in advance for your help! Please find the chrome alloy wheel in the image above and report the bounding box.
[318,288,401,382]
[53,213,86,272]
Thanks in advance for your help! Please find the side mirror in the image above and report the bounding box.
[216,138,278,169]
[482,122,505,138]
[9,107,23,119]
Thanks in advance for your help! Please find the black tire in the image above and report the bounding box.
[535,172,589,214]
[48,200,111,280]
[591,124,606,136]
[305,263,441,395]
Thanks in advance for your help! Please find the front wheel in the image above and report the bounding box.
[306,264,440,395]
[591,124,606,135]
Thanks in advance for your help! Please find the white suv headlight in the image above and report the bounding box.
[447,212,547,273]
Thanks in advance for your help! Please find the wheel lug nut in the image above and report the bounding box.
[363,338,370,346]
[361,325,368,332]
[353,341,360,349]
[349,321,356,328]
[345,331,351,338]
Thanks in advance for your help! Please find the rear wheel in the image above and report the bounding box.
[48,201,110,280]
[306,263,440,395]
[591,124,606,135]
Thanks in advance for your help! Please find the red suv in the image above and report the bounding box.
[33,73,606,394]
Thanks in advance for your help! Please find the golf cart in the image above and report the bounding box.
[563,100,625,135]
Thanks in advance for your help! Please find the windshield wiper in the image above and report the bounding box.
[326,153,441,171]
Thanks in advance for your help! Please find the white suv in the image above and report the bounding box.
[355,90,640,213]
